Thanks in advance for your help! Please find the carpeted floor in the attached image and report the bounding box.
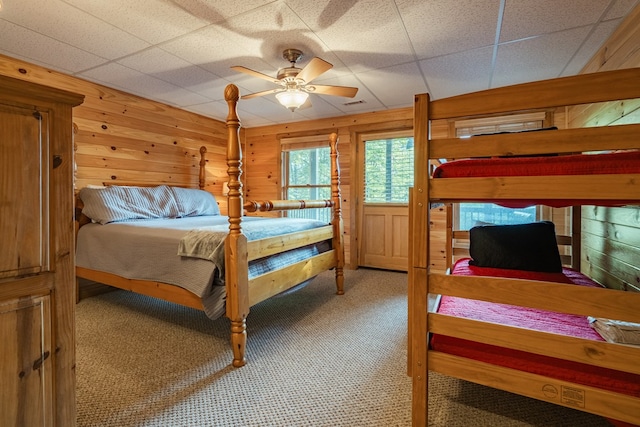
[76,268,613,426]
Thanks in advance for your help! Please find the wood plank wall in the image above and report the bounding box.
[0,54,230,213]
[244,109,415,269]
[569,4,640,292]
[1,2,636,276]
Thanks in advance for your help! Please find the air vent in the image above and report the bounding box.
[343,100,366,106]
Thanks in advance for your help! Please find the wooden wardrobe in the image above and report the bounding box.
[0,74,83,426]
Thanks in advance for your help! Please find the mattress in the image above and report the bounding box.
[76,215,331,319]
[432,150,640,207]
[430,258,640,398]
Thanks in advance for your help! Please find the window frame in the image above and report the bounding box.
[451,111,551,229]
[280,134,333,221]
[359,130,414,207]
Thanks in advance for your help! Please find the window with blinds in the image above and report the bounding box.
[453,112,548,228]
[363,137,414,204]
[455,112,546,138]
[281,135,332,222]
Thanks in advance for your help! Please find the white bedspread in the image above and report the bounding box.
[76,216,330,319]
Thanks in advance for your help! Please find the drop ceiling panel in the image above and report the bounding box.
[219,2,333,72]
[287,0,415,73]
[61,0,211,44]
[356,62,428,107]
[499,0,610,43]
[493,27,592,87]
[0,20,106,73]
[79,62,210,107]
[116,48,226,101]
[604,0,640,18]
[294,96,347,120]
[1,0,150,60]
[420,46,494,99]
[160,25,270,80]
[313,75,385,114]
[0,0,636,127]
[398,0,501,59]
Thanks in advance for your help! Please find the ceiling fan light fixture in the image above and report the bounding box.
[276,90,308,112]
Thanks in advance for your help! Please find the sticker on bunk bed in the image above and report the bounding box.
[542,384,559,400]
[560,386,585,408]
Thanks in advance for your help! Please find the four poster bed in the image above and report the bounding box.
[75,84,345,368]
[408,67,640,426]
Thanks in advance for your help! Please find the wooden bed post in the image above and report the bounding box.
[329,132,345,295]
[199,146,207,190]
[224,84,249,368]
[411,92,430,426]
[571,205,581,271]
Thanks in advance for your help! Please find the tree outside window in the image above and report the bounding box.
[364,137,414,204]
[283,146,331,222]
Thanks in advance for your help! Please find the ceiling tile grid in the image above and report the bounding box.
[0,0,637,127]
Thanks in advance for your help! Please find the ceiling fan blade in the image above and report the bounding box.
[241,89,279,99]
[296,57,333,83]
[310,84,358,98]
[231,66,278,83]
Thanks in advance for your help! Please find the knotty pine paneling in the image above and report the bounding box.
[245,111,414,269]
[0,54,230,213]
[569,3,640,292]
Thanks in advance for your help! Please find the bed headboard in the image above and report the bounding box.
[74,145,208,229]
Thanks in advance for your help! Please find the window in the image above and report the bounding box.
[458,203,537,230]
[455,112,547,138]
[453,112,547,229]
[282,136,332,222]
[363,136,414,204]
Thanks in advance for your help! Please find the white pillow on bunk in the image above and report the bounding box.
[588,317,640,346]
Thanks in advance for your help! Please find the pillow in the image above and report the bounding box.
[79,185,180,224]
[170,187,220,217]
[468,221,562,273]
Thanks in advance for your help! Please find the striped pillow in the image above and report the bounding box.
[170,187,220,217]
[79,185,180,224]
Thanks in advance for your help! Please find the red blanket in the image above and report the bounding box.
[433,151,640,207]
[430,259,640,399]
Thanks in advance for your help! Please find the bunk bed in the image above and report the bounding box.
[75,84,345,368]
[408,67,640,426]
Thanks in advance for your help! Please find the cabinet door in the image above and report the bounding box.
[0,297,53,427]
[0,103,55,427]
[0,104,50,278]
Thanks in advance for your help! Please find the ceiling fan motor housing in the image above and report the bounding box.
[277,66,302,81]
[278,48,304,83]
[282,48,303,64]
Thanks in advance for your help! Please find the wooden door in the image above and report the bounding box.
[0,75,83,427]
[361,205,409,271]
[357,131,413,272]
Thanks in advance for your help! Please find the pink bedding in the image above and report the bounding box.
[430,258,640,398]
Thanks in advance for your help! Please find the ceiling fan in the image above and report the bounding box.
[231,48,358,111]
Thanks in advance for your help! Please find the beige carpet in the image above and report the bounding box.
[76,268,613,427]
